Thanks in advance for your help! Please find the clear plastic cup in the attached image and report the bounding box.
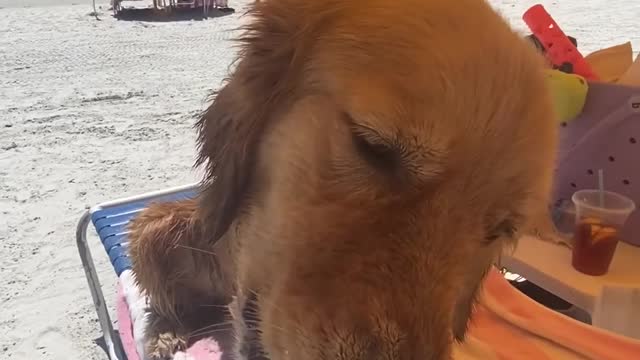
[571,190,636,276]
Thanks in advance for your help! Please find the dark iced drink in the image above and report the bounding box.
[570,190,635,276]
[571,217,620,276]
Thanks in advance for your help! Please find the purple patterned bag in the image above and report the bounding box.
[551,82,640,246]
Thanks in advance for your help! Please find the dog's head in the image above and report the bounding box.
[197,0,557,358]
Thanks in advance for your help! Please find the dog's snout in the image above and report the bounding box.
[313,302,453,360]
[336,332,450,360]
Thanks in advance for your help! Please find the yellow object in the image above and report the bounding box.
[584,42,634,83]
[618,53,640,87]
[545,69,589,124]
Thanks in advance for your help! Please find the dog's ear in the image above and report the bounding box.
[194,84,246,243]
[194,1,321,243]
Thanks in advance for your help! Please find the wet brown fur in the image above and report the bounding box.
[129,0,559,359]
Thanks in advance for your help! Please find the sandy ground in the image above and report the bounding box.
[0,1,638,359]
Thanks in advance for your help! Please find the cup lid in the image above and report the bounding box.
[571,189,636,215]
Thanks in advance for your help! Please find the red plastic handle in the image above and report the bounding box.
[523,4,599,80]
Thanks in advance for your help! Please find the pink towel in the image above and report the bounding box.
[117,268,640,360]
[116,282,222,360]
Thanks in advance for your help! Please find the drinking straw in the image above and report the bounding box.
[598,169,605,207]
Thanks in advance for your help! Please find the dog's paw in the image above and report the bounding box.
[525,212,573,248]
[536,230,572,247]
[145,329,187,360]
[529,222,573,248]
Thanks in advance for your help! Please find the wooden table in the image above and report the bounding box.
[501,235,640,339]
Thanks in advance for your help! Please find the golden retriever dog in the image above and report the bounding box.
[129,0,559,359]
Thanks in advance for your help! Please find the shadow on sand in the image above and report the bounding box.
[114,7,235,22]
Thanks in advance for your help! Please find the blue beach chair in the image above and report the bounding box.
[75,183,199,360]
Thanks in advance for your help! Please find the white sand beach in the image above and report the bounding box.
[0,1,638,359]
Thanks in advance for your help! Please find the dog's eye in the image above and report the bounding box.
[484,218,518,244]
[350,125,401,173]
